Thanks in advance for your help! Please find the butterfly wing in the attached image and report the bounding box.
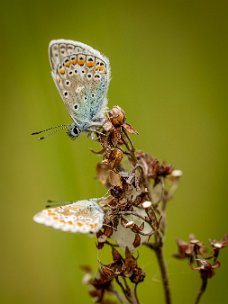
[33,199,104,233]
[49,39,111,129]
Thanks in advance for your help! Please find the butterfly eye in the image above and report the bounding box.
[72,126,80,136]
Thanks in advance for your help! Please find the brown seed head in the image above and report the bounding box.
[109,106,126,127]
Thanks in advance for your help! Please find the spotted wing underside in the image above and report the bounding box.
[49,40,111,125]
[33,200,104,233]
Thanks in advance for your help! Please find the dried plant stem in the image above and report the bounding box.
[122,127,171,303]
[145,241,171,304]
[155,245,171,304]
[116,277,139,304]
[194,275,208,304]
[109,286,125,304]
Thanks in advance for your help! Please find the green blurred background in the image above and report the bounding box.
[1,0,227,303]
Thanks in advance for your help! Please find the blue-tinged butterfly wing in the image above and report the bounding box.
[33,199,104,233]
[49,40,111,131]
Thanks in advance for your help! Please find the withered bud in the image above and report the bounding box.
[130,267,145,284]
[109,106,126,127]
[103,226,113,237]
[174,239,194,259]
[172,169,183,177]
[100,263,116,280]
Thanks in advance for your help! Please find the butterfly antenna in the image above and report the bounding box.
[31,124,70,140]
[45,199,74,208]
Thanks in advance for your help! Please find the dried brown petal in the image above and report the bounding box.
[174,239,194,259]
[107,170,123,188]
[133,234,141,248]
[108,148,123,169]
[112,247,123,261]
[96,163,110,185]
[123,122,138,134]
[110,128,122,146]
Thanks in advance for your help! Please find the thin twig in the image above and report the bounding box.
[145,242,171,304]
[194,274,208,304]
[109,286,125,304]
[155,246,171,304]
[134,284,140,304]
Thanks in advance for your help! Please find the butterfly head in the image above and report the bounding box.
[67,123,81,139]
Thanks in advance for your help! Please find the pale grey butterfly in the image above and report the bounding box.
[33,198,104,233]
[32,39,111,140]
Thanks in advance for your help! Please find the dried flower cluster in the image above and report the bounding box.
[73,105,226,304]
[82,247,145,303]
[82,106,183,303]
[174,235,228,304]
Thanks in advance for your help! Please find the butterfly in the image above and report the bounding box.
[33,199,104,233]
[33,39,111,140]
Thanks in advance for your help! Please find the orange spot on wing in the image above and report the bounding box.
[78,59,85,66]
[87,61,94,67]
[99,65,105,71]
[64,61,71,67]
[77,222,83,227]
[60,219,65,223]
[48,212,55,216]
[71,58,77,65]
[59,68,65,75]
[89,223,98,229]
[68,221,73,225]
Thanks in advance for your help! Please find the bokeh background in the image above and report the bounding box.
[1,0,227,303]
